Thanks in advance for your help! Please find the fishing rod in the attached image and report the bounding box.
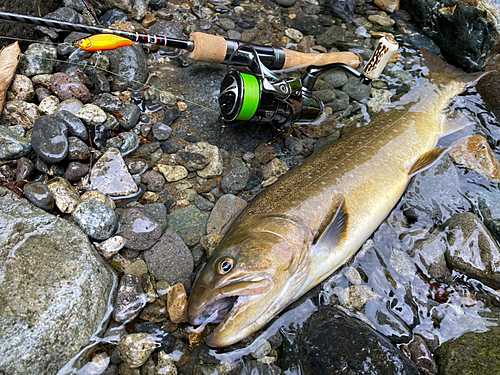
[0,10,361,71]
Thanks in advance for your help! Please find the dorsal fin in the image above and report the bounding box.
[408,147,449,178]
[313,195,348,250]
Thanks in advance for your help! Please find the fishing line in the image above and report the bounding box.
[15,52,218,113]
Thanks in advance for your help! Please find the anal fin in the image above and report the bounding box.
[313,195,349,250]
[408,146,449,178]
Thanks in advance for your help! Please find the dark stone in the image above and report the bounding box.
[408,335,437,375]
[163,109,181,126]
[16,157,34,181]
[23,182,55,211]
[144,231,194,287]
[476,71,500,121]
[117,103,141,130]
[65,161,89,182]
[281,306,419,374]
[102,45,149,91]
[160,140,179,154]
[434,325,500,375]
[141,170,166,192]
[0,165,15,184]
[221,166,250,194]
[327,0,356,21]
[67,137,91,160]
[291,12,326,35]
[56,110,88,141]
[31,116,69,163]
[125,158,148,175]
[142,203,168,233]
[93,93,122,113]
[85,66,111,95]
[0,126,32,161]
[149,0,168,11]
[118,208,162,251]
[113,274,146,323]
[152,122,172,141]
[176,152,209,171]
[99,8,130,27]
[400,0,495,71]
[90,124,111,151]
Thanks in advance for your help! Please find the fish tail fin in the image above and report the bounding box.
[421,48,492,87]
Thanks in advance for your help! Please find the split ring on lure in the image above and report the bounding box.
[73,34,134,51]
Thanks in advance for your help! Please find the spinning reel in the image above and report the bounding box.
[218,36,398,128]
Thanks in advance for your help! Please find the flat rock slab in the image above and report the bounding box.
[0,187,116,375]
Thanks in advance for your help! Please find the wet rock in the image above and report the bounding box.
[50,72,92,103]
[445,212,500,289]
[185,142,223,178]
[206,194,247,234]
[56,98,84,115]
[96,235,127,259]
[156,351,177,375]
[401,0,499,71]
[118,362,140,375]
[337,285,382,311]
[406,229,450,280]
[0,165,15,183]
[81,191,115,209]
[156,164,188,182]
[368,14,396,27]
[152,122,172,141]
[23,181,55,211]
[119,132,140,157]
[16,157,34,181]
[45,177,81,214]
[364,300,412,343]
[0,187,115,375]
[281,306,419,374]
[221,164,250,194]
[142,203,168,232]
[90,148,139,198]
[450,135,500,182]
[176,151,209,171]
[103,45,149,90]
[7,74,34,101]
[73,199,118,240]
[93,92,122,112]
[114,274,147,323]
[284,136,303,155]
[408,335,437,375]
[118,207,162,251]
[250,339,272,360]
[327,0,356,20]
[56,109,88,140]
[31,115,69,163]
[161,140,180,154]
[0,125,32,160]
[167,283,188,324]
[194,195,214,211]
[18,43,57,77]
[3,101,38,132]
[168,205,210,239]
[323,70,349,89]
[117,333,156,368]
[254,143,276,165]
[240,361,281,375]
[375,0,400,13]
[141,170,166,192]
[117,103,141,130]
[139,299,167,323]
[434,325,500,375]
[65,161,90,182]
[38,95,60,116]
[123,259,148,277]
[342,77,372,102]
[68,136,91,160]
[144,231,194,286]
[76,103,107,126]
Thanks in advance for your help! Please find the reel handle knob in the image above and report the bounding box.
[363,35,399,80]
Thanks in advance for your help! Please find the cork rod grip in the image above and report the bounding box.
[188,32,228,64]
[282,49,362,70]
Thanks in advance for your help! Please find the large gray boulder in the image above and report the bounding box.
[0,187,116,374]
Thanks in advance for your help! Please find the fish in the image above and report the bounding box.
[187,49,490,348]
[73,34,134,51]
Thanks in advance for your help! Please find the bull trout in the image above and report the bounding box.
[187,50,489,347]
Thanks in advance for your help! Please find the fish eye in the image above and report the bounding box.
[217,258,233,274]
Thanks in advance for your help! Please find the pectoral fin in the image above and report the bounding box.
[408,147,449,178]
[313,195,349,250]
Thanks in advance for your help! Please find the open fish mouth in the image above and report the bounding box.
[190,296,238,325]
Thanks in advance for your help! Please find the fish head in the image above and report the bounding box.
[73,38,91,50]
[187,214,311,347]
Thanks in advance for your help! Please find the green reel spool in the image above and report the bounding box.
[219,70,261,122]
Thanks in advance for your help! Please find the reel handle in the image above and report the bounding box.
[189,32,362,70]
[363,35,399,80]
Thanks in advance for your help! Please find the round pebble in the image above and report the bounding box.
[50,72,92,103]
[152,122,172,141]
[23,182,55,211]
[118,208,163,251]
[31,115,69,163]
[65,161,89,182]
[116,333,156,368]
[73,199,118,240]
[141,170,166,192]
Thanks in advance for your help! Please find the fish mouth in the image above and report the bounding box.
[190,296,238,325]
